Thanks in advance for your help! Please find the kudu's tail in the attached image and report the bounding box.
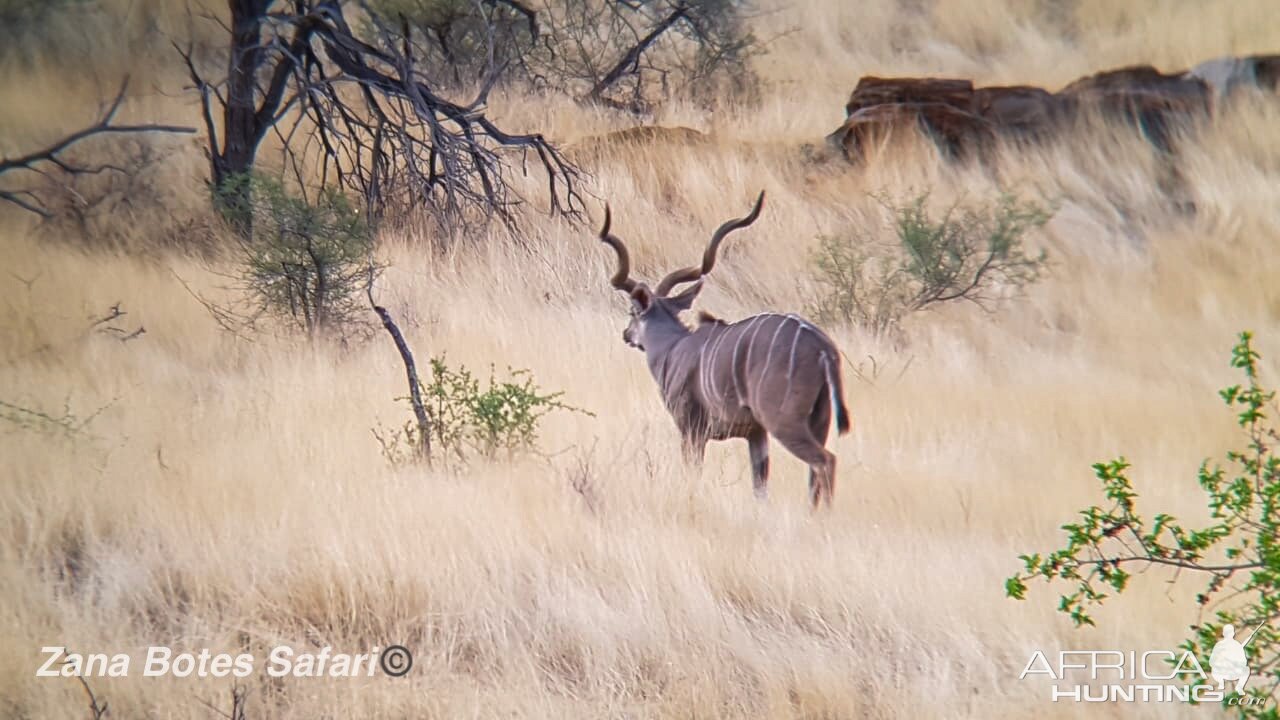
[822,351,852,436]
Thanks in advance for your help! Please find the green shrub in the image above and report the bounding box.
[1007,332,1280,715]
[809,191,1050,338]
[221,175,374,339]
[375,356,591,468]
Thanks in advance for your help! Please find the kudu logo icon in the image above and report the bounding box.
[1210,623,1261,694]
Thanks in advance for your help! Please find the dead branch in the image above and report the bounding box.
[75,675,109,720]
[587,3,689,103]
[0,78,195,218]
[87,302,146,342]
[367,266,432,464]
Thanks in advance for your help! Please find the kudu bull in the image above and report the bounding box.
[599,192,852,507]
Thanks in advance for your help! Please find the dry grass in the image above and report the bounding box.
[3,0,1280,717]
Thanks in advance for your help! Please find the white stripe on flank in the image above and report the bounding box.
[706,324,737,404]
[786,313,821,334]
[743,315,769,373]
[709,325,737,404]
[698,330,712,403]
[731,316,765,401]
[785,319,807,400]
[756,316,792,404]
[820,349,837,430]
[704,327,724,404]
[700,324,728,405]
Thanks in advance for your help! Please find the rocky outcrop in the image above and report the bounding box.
[829,54,1278,163]
[1056,65,1211,151]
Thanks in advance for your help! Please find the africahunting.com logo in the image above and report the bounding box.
[1020,624,1267,707]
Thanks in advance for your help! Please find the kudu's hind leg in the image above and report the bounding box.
[808,391,836,507]
[808,415,836,507]
[819,454,836,508]
[804,464,835,508]
[773,428,837,509]
[807,455,836,508]
[747,427,769,499]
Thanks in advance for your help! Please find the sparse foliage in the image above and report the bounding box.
[1007,332,1280,716]
[225,175,375,339]
[375,356,591,468]
[525,0,761,112]
[0,398,110,439]
[34,138,191,251]
[368,0,538,88]
[808,191,1050,338]
[377,0,761,113]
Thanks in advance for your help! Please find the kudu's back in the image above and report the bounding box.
[685,313,851,441]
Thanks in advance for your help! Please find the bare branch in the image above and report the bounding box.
[367,266,432,464]
[174,41,221,159]
[587,3,689,103]
[0,77,195,217]
[183,1,583,234]
[75,674,108,720]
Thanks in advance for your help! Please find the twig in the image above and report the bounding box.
[0,77,195,217]
[366,265,432,465]
[75,675,109,719]
[586,3,689,103]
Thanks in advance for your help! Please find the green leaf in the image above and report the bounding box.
[1005,576,1028,600]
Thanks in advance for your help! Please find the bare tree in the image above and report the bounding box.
[536,0,760,113]
[385,0,761,115]
[176,0,584,231]
[369,0,539,90]
[0,78,194,218]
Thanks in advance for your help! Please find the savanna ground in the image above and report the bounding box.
[3,0,1280,717]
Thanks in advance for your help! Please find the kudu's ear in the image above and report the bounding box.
[630,285,654,311]
[665,279,703,312]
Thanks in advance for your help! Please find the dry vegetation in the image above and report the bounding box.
[3,0,1280,717]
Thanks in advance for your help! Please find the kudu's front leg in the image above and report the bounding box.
[747,427,769,499]
[680,433,707,467]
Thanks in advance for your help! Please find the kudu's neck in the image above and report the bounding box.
[641,311,693,383]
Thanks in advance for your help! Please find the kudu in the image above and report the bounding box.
[599,192,852,507]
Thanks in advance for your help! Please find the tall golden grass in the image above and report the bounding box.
[3,0,1280,717]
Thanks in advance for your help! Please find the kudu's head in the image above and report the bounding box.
[599,192,765,351]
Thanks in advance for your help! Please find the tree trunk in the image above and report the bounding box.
[211,0,272,233]
[176,0,583,235]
